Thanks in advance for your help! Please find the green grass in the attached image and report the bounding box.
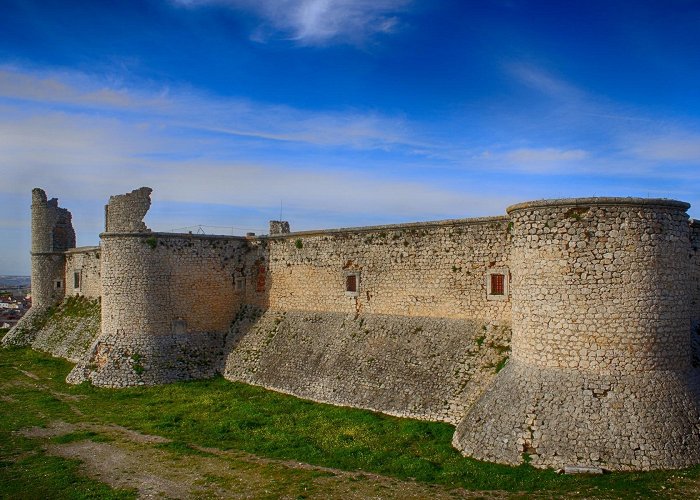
[55,295,100,319]
[0,346,695,498]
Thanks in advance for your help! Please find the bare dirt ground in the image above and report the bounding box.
[19,420,509,499]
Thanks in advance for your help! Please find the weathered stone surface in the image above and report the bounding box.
[104,187,152,233]
[2,297,100,362]
[454,198,700,471]
[10,188,700,472]
[65,247,102,299]
[224,307,510,424]
[269,220,290,235]
[68,331,226,386]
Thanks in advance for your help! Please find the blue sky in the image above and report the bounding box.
[1,0,699,274]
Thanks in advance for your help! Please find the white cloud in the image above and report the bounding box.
[0,65,511,230]
[505,147,588,163]
[624,133,700,163]
[0,65,418,150]
[172,0,410,45]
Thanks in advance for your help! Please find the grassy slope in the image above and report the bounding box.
[2,296,100,364]
[1,344,695,499]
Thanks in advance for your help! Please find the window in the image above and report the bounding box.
[55,280,62,289]
[74,271,81,290]
[486,268,509,301]
[234,276,245,292]
[256,266,266,293]
[172,318,187,334]
[345,271,360,297]
[346,274,357,292]
[490,273,504,295]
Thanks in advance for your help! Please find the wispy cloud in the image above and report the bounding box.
[172,0,411,45]
[0,65,417,150]
[506,63,583,101]
[0,65,511,227]
[624,132,700,163]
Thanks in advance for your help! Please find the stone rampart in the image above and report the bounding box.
[454,198,700,471]
[9,187,700,472]
[266,217,512,323]
[68,232,257,386]
[221,217,513,422]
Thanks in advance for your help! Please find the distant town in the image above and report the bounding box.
[0,276,31,329]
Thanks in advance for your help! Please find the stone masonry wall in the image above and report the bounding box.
[104,187,152,233]
[510,200,692,372]
[454,198,700,471]
[222,217,513,423]
[692,223,700,366]
[65,247,102,299]
[31,188,76,254]
[224,307,510,424]
[266,217,512,324]
[69,233,258,386]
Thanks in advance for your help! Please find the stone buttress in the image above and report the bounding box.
[453,198,700,471]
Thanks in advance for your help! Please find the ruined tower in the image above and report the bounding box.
[453,198,700,471]
[29,188,75,308]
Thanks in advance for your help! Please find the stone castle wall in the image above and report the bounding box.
[29,188,75,308]
[68,232,263,386]
[266,218,512,323]
[65,247,102,299]
[692,222,700,367]
[104,187,152,233]
[224,308,510,424]
[509,199,692,372]
[10,186,700,472]
[30,254,67,310]
[222,217,513,422]
[454,198,700,471]
[692,222,700,330]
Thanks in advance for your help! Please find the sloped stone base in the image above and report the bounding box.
[453,360,700,471]
[67,331,227,387]
[224,307,511,424]
[2,298,101,363]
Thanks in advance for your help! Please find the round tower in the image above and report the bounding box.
[30,188,72,308]
[453,198,700,471]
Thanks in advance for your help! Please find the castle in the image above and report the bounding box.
[4,187,700,472]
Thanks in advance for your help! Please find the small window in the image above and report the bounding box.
[490,274,504,295]
[172,318,187,334]
[55,280,62,289]
[74,271,81,290]
[346,274,357,292]
[486,268,509,301]
[345,272,360,297]
[256,266,266,293]
[234,276,245,292]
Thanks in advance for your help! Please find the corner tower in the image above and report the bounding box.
[30,188,75,308]
[453,198,700,471]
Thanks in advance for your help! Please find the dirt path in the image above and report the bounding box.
[20,421,510,499]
